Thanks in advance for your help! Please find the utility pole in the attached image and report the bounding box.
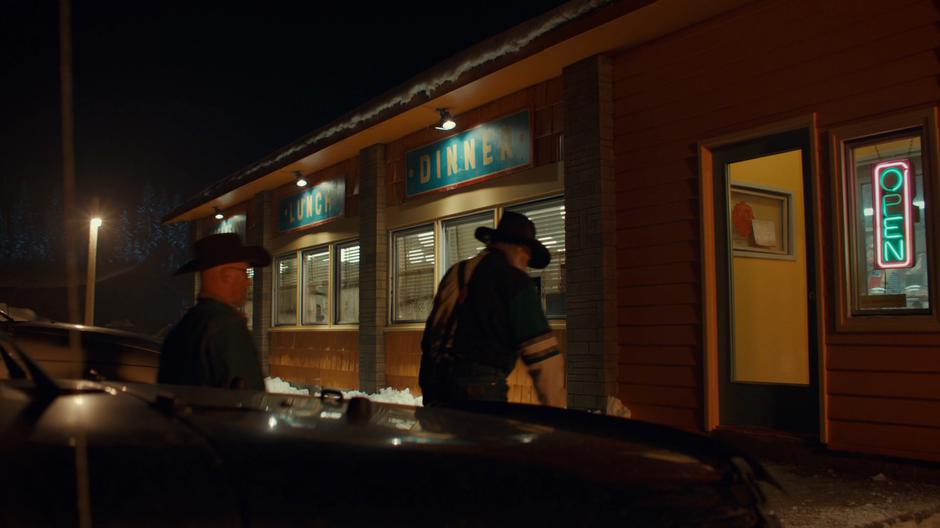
[60,0,80,333]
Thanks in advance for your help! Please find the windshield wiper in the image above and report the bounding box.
[0,331,62,402]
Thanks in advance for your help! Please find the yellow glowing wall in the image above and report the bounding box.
[729,150,809,385]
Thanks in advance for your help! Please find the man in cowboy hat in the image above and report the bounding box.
[419,211,566,407]
[158,233,271,390]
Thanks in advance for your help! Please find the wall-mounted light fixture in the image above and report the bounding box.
[214,207,224,220]
[434,108,456,131]
[295,170,308,187]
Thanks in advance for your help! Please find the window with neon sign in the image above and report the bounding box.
[848,132,930,313]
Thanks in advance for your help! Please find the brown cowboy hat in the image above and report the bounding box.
[474,211,551,269]
[173,233,272,275]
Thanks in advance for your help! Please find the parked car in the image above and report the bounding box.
[0,332,779,527]
[0,307,160,383]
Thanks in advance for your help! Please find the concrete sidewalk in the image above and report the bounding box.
[713,428,940,528]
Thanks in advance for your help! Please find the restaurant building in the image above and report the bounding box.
[165,0,940,462]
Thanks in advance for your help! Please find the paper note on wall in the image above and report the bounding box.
[752,219,777,247]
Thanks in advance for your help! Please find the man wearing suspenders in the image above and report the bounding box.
[419,212,566,408]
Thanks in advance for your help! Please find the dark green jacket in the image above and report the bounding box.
[158,298,264,391]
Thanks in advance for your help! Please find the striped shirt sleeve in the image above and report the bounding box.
[510,285,559,365]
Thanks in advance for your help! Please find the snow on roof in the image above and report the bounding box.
[227,0,611,183]
[169,0,614,221]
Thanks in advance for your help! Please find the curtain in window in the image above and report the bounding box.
[275,255,298,325]
[393,227,435,322]
[442,212,493,273]
[302,248,330,325]
[507,198,566,318]
[336,242,360,324]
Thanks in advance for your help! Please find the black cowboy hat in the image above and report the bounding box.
[173,233,272,275]
[474,211,551,269]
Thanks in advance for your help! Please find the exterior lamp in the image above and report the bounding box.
[434,108,456,131]
[214,207,224,220]
[295,171,308,187]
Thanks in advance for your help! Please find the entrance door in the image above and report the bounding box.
[713,129,819,433]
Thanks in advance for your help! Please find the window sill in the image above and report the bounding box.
[270,325,359,332]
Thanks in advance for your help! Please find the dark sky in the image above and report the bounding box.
[1,0,569,208]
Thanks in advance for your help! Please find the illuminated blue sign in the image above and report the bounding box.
[278,177,345,232]
[405,110,532,198]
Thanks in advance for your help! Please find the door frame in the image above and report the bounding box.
[698,114,828,442]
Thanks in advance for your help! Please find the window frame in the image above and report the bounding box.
[386,196,567,326]
[333,239,360,325]
[273,252,299,327]
[300,244,331,326]
[831,107,940,333]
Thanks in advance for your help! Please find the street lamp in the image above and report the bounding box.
[84,217,102,326]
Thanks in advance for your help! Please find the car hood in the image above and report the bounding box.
[93,380,771,484]
[2,380,776,526]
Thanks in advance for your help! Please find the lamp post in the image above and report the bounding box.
[84,217,102,326]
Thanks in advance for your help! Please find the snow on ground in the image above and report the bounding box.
[760,463,940,527]
[341,387,423,407]
[264,377,310,395]
[264,377,422,406]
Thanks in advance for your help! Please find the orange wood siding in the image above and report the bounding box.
[384,77,564,208]
[612,0,940,447]
[385,331,423,393]
[268,330,359,389]
[384,328,567,405]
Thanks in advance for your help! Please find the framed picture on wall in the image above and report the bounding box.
[729,184,792,258]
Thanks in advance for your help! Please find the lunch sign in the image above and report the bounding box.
[278,176,346,232]
[405,111,532,198]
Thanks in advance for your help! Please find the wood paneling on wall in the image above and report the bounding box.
[612,0,940,449]
[268,330,359,390]
[384,328,567,405]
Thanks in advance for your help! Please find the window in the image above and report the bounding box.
[302,247,330,325]
[392,225,436,323]
[275,254,298,325]
[832,109,940,332]
[845,130,930,314]
[244,268,254,330]
[507,197,566,318]
[335,241,360,324]
[441,212,493,273]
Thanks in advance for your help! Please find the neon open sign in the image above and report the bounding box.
[873,159,914,269]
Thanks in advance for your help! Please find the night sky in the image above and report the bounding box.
[0,0,568,331]
[2,0,569,207]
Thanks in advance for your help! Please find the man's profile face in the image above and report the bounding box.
[220,262,251,305]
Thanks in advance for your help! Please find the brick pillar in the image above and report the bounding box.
[563,55,618,411]
[358,144,387,392]
[248,190,275,375]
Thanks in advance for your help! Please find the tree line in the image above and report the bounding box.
[0,179,190,273]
